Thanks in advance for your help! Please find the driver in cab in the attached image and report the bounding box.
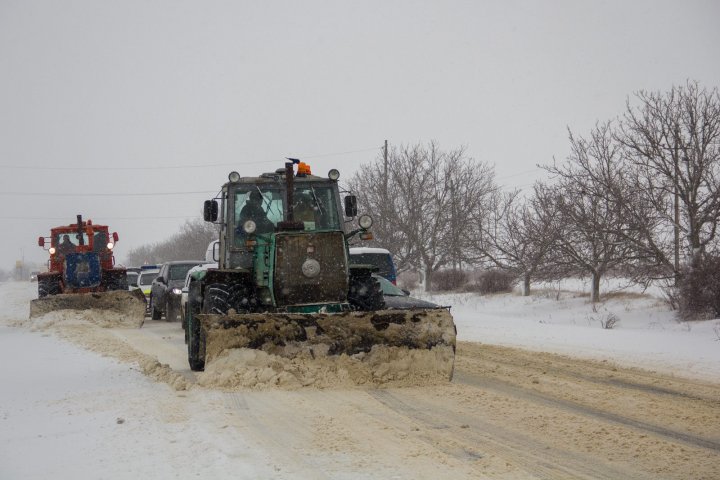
[237,190,274,239]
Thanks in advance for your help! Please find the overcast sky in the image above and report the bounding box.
[1,0,719,271]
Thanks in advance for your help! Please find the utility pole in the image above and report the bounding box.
[383,139,388,199]
[673,139,680,284]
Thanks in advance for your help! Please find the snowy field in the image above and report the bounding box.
[1,280,719,479]
[419,278,720,382]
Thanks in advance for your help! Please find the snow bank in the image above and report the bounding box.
[417,285,720,382]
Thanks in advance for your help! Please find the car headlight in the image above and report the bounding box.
[359,214,373,229]
[171,288,182,295]
[243,219,257,234]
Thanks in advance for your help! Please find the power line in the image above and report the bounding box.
[0,190,215,197]
[495,167,544,181]
[0,146,381,171]
[0,215,200,221]
[0,160,275,171]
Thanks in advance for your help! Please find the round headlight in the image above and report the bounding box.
[172,288,182,295]
[328,169,340,180]
[228,171,241,183]
[107,242,114,250]
[243,219,257,234]
[359,214,373,229]
[49,247,56,255]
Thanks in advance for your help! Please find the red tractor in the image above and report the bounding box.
[36,215,127,296]
[31,215,144,322]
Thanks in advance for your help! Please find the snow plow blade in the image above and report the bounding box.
[29,289,146,327]
[197,308,456,384]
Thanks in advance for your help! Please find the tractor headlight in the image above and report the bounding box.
[243,220,257,234]
[107,242,114,250]
[328,169,340,180]
[359,214,373,229]
[228,171,241,183]
[49,247,56,255]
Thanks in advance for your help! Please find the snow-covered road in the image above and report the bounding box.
[2,281,719,479]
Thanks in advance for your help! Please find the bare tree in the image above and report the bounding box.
[480,186,559,296]
[619,81,720,274]
[125,218,218,266]
[347,141,495,291]
[544,122,636,302]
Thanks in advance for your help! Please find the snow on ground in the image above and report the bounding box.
[416,277,720,382]
[0,282,279,480]
[1,279,719,479]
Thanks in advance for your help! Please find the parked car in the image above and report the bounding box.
[125,267,140,291]
[137,266,160,310]
[205,240,219,262]
[349,247,398,284]
[373,274,441,309]
[180,262,217,343]
[150,260,210,321]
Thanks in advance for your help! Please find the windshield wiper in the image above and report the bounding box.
[309,186,324,216]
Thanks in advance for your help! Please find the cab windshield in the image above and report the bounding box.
[168,264,198,281]
[233,185,340,244]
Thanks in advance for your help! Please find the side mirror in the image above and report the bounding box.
[344,195,358,218]
[204,200,219,222]
[38,237,45,247]
[112,232,119,242]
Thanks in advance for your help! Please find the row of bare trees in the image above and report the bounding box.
[124,218,217,266]
[348,81,720,301]
[346,142,496,290]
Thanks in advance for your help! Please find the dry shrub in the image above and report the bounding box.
[678,254,720,321]
[398,271,420,291]
[432,269,469,291]
[467,269,516,294]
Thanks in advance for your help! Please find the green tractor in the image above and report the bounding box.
[186,160,455,381]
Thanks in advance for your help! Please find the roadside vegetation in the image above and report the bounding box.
[349,81,720,320]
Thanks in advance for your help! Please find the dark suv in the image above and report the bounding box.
[150,260,208,321]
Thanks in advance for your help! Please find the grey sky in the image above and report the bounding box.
[1,0,719,270]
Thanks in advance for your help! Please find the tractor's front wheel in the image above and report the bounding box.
[204,282,252,314]
[187,288,205,371]
[37,277,60,298]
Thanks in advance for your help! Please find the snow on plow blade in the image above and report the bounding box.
[29,289,146,328]
[197,308,456,386]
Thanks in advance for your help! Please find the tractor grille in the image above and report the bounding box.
[64,252,101,289]
[273,231,348,306]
